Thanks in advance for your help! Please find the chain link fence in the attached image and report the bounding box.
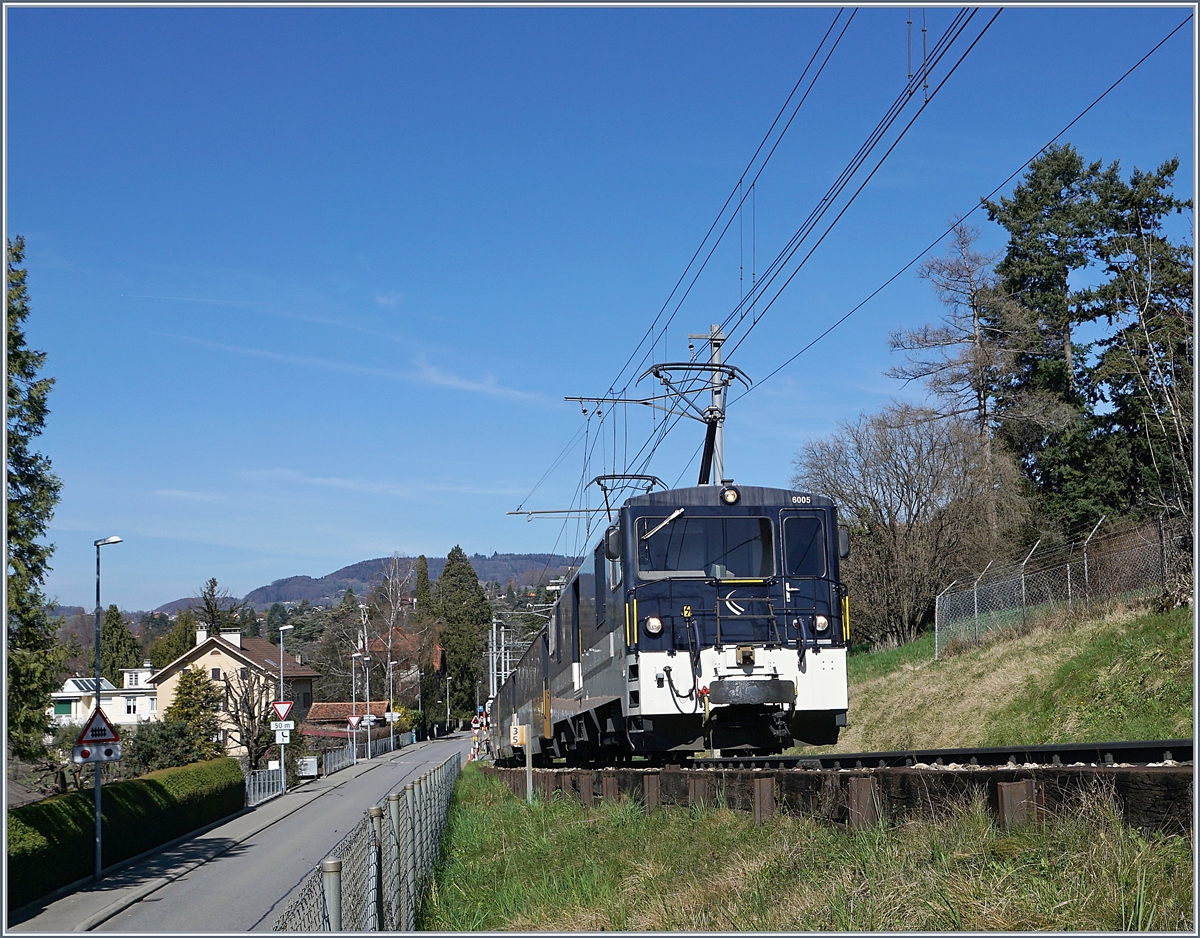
[272,751,462,931]
[935,514,1192,657]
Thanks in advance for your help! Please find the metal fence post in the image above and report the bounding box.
[404,783,416,930]
[1158,512,1168,589]
[1020,539,1040,630]
[1082,516,1105,612]
[973,561,992,643]
[388,792,404,931]
[321,857,342,932]
[368,806,383,931]
[934,579,957,659]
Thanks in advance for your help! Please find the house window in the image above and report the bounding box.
[126,698,136,715]
[303,692,311,708]
[211,668,222,681]
[149,699,157,712]
[240,668,249,681]
[128,672,139,687]
[54,701,71,715]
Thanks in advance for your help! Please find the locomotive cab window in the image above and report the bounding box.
[636,516,774,580]
[783,515,827,578]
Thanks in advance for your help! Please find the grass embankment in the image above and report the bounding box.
[422,763,1193,931]
[812,605,1192,753]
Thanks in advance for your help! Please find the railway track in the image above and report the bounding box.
[690,738,1193,771]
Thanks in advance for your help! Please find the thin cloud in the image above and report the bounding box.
[127,294,407,343]
[412,357,541,402]
[155,489,228,504]
[157,333,545,403]
[240,468,525,498]
[375,292,405,308]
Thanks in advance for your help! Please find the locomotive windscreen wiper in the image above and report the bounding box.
[640,508,685,541]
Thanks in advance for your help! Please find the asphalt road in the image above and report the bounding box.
[92,736,469,933]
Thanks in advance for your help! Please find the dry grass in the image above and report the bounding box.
[821,608,1147,753]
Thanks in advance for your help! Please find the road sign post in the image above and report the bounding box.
[272,701,293,793]
[77,706,121,880]
[347,714,362,763]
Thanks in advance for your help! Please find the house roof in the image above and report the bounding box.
[304,700,388,723]
[365,628,419,659]
[55,677,117,696]
[150,634,321,685]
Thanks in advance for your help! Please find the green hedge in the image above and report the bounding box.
[7,757,244,911]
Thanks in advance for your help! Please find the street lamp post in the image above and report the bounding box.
[358,603,371,758]
[92,535,122,881]
[278,623,294,793]
[387,659,397,749]
[363,654,372,759]
[446,674,452,731]
[351,651,361,764]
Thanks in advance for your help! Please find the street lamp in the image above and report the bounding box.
[358,603,371,759]
[351,651,362,763]
[278,624,294,793]
[92,535,122,881]
[446,674,452,731]
[387,660,397,749]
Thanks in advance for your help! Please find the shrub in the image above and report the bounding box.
[123,719,198,774]
[7,757,244,911]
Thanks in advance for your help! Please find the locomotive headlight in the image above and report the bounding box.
[814,614,830,633]
[644,616,664,636]
[720,484,741,505]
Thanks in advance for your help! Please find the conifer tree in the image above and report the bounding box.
[99,605,142,686]
[146,608,199,669]
[436,546,490,716]
[165,667,223,761]
[6,235,69,759]
[415,555,432,610]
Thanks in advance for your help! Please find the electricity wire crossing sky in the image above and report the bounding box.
[5,4,1194,610]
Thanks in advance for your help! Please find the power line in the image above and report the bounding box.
[729,10,1194,408]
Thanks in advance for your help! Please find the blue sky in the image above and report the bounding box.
[6,4,1194,611]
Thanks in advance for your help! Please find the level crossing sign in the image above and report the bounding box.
[272,700,294,721]
[77,707,120,745]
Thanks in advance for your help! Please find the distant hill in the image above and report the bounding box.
[230,553,580,611]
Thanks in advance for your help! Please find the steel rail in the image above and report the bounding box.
[689,739,1193,771]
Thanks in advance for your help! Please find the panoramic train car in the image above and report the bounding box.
[494,481,851,764]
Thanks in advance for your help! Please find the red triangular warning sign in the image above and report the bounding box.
[272,700,294,721]
[347,715,362,729]
[77,707,121,745]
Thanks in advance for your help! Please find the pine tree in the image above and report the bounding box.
[99,605,142,686]
[415,555,432,610]
[6,235,69,759]
[436,546,490,716]
[1088,157,1193,519]
[146,608,199,669]
[165,667,223,761]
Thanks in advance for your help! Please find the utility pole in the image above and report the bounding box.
[688,324,728,482]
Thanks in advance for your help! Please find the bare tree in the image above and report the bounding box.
[888,222,1003,439]
[793,404,1029,647]
[222,667,275,771]
[370,555,420,708]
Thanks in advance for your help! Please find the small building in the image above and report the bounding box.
[150,628,320,757]
[48,666,159,729]
[300,700,389,752]
[48,677,122,728]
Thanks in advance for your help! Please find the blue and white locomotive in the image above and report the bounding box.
[494,480,851,764]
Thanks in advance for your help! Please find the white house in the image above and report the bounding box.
[48,662,159,729]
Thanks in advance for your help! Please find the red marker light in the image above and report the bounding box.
[81,749,91,759]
